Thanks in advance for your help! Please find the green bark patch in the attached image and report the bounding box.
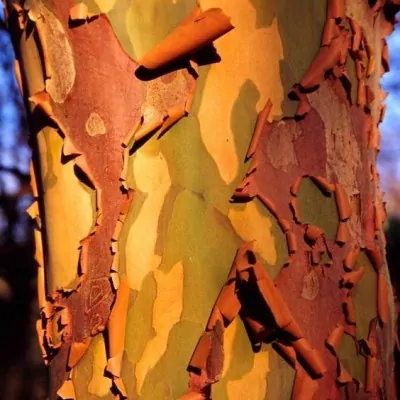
[160,113,234,215]
[78,0,198,61]
[120,352,139,399]
[249,0,276,28]
[125,272,157,364]
[160,189,240,325]
[271,0,328,78]
[40,127,58,191]
[230,79,260,170]
[73,335,114,400]
[269,209,289,281]
[337,333,365,386]
[126,0,198,60]
[105,0,135,58]
[265,345,295,400]
[297,177,339,240]
[353,251,378,340]
[274,0,327,116]
[345,48,358,104]
[139,319,203,399]
[154,184,182,257]
[159,67,241,215]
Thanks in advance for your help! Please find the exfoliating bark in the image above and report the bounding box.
[4,0,398,399]
[183,1,398,399]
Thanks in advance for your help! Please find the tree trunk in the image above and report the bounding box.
[5,0,398,399]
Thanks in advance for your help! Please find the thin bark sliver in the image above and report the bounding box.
[246,99,272,160]
[215,281,241,323]
[340,267,365,288]
[69,3,88,21]
[189,332,212,371]
[334,183,352,221]
[292,338,327,377]
[107,278,129,377]
[335,221,350,245]
[377,273,389,324]
[365,356,376,392]
[325,324,344,354]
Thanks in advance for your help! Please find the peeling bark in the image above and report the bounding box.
[4,0,398,399]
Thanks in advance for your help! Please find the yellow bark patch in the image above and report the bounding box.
[220,318,238,378]
[34,228,44,269]
[85,112,107,136]
[19,22,46,98]
[125,150,172,290]
[87,335,112,397]
[226,349,269,399]
[38,127,95,292]
[93,0,117,13]
[135,261,184,393]
[228,201,277,265]
[267,120,301,171]
[197,0,284,183]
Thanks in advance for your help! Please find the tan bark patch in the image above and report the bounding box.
[301,269,320,301]
[308,83,362,244]
[141,103,162,125]
[85,112,107,136]
[267,120,301,171]
[31,2,76,103]
[145,70,189,116]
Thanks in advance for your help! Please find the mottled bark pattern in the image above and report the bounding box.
[184,1,398,399]
[4,0,399,399]
[6,0,231,398]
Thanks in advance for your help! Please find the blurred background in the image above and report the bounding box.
[0,6,400,400]
[0,5,48,400]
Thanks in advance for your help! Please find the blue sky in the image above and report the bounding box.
[0,4,31,244]
[0,5,30,181]
[380,22,400,188]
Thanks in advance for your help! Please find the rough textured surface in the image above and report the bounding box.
[181,0,397,399]
[7,0,398,399]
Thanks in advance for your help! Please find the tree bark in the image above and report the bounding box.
[4,0,399,399]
